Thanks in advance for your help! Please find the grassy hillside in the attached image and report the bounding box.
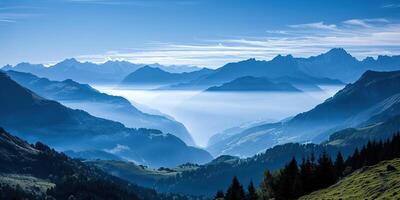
[87,160,200,188]
[0,174,54,196]
[300,158,400,200]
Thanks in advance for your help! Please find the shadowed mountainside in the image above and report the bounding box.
[0,72,212,167]
[5,70,195,145]
[207,70,400,157]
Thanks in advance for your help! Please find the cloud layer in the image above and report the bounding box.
[76,18,400,68]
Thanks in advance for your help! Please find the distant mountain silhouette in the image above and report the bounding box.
[121,66,213,86]
[2,59,142,84]
[0,72,212,167]
[6,70,196,145]
[165,48,400,90]
[191,55,306,86]
[205,76,301,92]
[207,70,400,157]
[297,48,362,81]
[2,59,202,84]
[149,63,202,73]
[4,48,399,88]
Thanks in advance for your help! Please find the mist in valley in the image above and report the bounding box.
[88,85,345,147]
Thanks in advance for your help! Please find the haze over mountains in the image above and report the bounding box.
[5,70,195,146]
[85,70,400,197]
[2,48,400,198]
[145,48,399,91]
[2,59,201,84]
[207,70,400,157]
[205,76,301,92]
[0,72,211,167]
[4,49,400,90]
[121,66,214,86]
[3,48,400,149]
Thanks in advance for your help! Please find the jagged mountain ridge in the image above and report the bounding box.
[2,59,202,84]
[165,48,400,90]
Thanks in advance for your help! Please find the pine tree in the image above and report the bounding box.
[350,148,361,170]
[316,152,336,189]
[275,157,301,199]
[299,157,315,194]
[334,152,345,178]
[247,180,258,200]
[260,170,274,199]
[225,176,246,200]
[214,190,225,200]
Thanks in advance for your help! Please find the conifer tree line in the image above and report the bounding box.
[215,133,400,200]
[214,177,258,200]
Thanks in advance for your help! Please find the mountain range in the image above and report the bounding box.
[145,48,399,91]
[2,51,400,197]
[88,69,400,197]
[0,72,212,167]
[2,59,201,84]
[205,76,301,92]
[121,65,213,86]
[207,70,400,157]
[6,48,400,91]
[5,70,195,146]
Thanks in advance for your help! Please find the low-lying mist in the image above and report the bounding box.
[92,85,344,147]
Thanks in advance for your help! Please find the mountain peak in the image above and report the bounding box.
[137,65,166,73]
[104,60,131,65]
[1,64,13,70]
[271,54,294,62]
[59,58,79,65]
[324,48,352,57]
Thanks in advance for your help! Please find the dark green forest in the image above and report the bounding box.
[215,133,400,200]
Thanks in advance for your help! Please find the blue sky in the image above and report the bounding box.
[1,0,400,67]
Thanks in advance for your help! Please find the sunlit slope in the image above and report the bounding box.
[300,158,400,200]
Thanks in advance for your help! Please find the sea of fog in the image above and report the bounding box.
[93,85,344,147]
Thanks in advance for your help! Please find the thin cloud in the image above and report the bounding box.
[382,4,400,8]
[66,0,130,5]
[0,13,37,23]
[0,5,43,23]
[288,22,338,31]
[0,19,16,23]
[66,0,202,7]
[76,18,400,68]
[343,18,389,28]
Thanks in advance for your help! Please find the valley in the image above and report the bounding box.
[94,85,343,147]
[1,50,400,199]
[2,4,400,197]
